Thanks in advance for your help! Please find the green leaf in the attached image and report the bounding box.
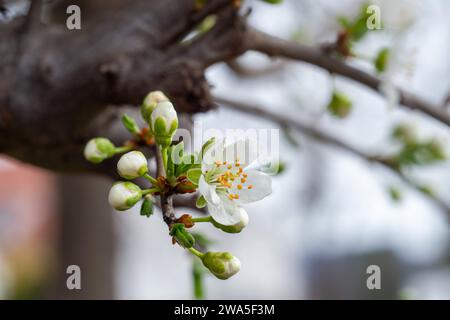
[374,48,390,73]
[196,195,207,208]
[187,168,202,186]
[140,196,154,217]
[175,154,200,177]
[201,137,216,158]
[121,114,140,135]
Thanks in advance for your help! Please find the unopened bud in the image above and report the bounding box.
[117,151,148,179]
[108,181,142,211]
[151,101,178,147]
[84,138,115,164]
[141,91,169,124]
[201,252,240,280]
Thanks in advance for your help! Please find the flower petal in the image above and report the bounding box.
[199,175,220,205]
[208,196,243,226]
[230,170,272,204]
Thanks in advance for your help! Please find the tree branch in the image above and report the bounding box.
[244,27,450,128]
[0,0,245,173]
[156,145,176,227]
[215,96,450,219]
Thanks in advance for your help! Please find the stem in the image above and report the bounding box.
[143,173,159,186]
[192,259,205,300]
[188,247,205,259]
[161,146,168,173]
[114,145,133,154]
[141,188,158,195]
[191,216,212,223]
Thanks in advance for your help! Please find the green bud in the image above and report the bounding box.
[170,223,195,248]
[201,252,241,280]
[141,91,169,124]
[151,101,178,147]
[84,137,116,164]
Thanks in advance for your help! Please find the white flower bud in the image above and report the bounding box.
[211,208,249,233]
[84,138,115,164]
[201,252,241,280]
[117,151,148,179]
[141,91,169,124]
[108,181,142,211]
[150,101,178,147]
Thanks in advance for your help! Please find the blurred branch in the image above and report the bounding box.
[226,58,286,78]
[215,96,450,219]
[244,27,450,128]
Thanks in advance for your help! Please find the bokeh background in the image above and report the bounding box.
[1,0,450,299]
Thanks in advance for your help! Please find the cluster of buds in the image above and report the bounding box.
[83,90,274,284]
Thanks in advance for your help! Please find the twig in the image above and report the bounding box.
[215,96,450,218]
[244,27,450,128]
[155,146,176,227]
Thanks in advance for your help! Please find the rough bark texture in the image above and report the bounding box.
[0,0,246,174]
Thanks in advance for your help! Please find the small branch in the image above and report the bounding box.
[155,146,176,227]
[215,96,450,218]
[244,27,450,128]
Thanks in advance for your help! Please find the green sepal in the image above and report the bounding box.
[170,223,195,248]
[140,196,154,217]
[187,168,202,186]
[196,195,207,209]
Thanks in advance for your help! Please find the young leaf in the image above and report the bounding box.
[121,114,140,135]
[201,137,216,158]
[327,91,353,118]
[374,48,390,73]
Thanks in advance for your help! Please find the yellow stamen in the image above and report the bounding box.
[237,184,242,190]
[241,178,246,183]
[248,185,253,189]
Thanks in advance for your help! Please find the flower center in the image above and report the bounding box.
[207,160,253,200]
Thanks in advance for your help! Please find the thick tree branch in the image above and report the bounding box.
[215,96,450,219]
[244,28,450,128]
[0,0,246,173]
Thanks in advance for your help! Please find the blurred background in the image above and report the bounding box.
[1,0,450,299]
